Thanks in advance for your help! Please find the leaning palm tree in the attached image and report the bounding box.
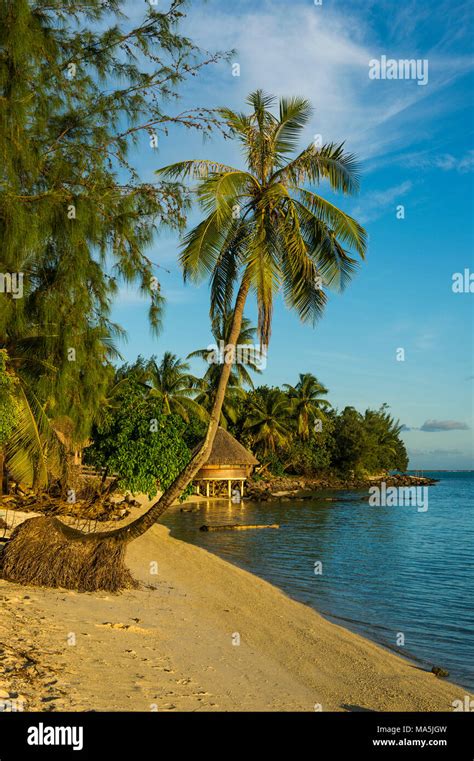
[284,372,331,441]
[124,90,365,527]
[145,352,207,423]
[2,91,367,591]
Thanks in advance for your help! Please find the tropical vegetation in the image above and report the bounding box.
[0,1,393,593]
[84,357,408,484]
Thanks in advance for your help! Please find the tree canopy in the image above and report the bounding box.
[0,0,223,490]
[86,380,192,499]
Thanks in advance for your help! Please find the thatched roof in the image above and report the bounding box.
[196,427,258,466]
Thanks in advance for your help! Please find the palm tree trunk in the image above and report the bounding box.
[99,277,251,542]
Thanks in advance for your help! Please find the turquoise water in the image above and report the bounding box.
[160,471,474,690]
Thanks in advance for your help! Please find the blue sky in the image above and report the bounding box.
[111,0,473,469]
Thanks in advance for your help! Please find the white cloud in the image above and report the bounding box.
[403,149,474,173]
[351,180,412,223]
[184,0,474,162]
[420,419,470,432]
[116,287,148,306]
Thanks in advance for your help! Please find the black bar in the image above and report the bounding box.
[0,712,473,760]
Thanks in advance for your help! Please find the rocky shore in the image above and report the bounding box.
[245,473,438,502]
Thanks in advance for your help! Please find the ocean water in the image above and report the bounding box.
[160,471,474,691]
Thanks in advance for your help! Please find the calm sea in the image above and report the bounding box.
[160,471,474,691]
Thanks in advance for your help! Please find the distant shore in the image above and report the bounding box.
[0,504,470,712]
[244,472,438,502]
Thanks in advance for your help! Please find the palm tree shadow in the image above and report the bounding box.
[341,704,376,712]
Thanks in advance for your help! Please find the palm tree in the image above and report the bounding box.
[244,388,292,456]
[192,372,245,428]
[2,323,122,494]
[188,314,261,426]
[188,314,262,389]
[3,91,367,590]
[108,89,366,541]
[284,373,331,440]
[363,405,408,471]
[3,338,67,493]
[145,352,207,423]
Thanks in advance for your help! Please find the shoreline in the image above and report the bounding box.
[0,508,471,712]
[165,499,472,693]
[0,473,439,521]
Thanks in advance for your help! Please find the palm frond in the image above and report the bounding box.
[297,188,367,258]
[274,142,361,194]
[155,159,239,182]
[209,219,252,320]
[272,96,313,161]
[291,199,360,291]
[179,211,233,283]
[244,213,281,347]
[196,170,258,225]
[6,383,61,488]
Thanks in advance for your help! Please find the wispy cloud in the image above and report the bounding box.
[116,287,148,306]
[351,180,412,223]
[164,288,193,304]
[185,0,474,163]
[407,448,464,456]
[401,149,474,173]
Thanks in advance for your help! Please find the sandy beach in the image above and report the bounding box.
[0,506,470,713]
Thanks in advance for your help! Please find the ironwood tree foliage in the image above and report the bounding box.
[0,0,223,486]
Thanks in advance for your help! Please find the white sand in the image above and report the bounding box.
[0,510,471,712]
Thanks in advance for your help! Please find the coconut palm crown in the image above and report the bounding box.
[284,372,331,441]
[145,352,207,423]
[157,90,367,349]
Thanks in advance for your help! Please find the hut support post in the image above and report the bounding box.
[206,482,210,498]
[228,480,232,498]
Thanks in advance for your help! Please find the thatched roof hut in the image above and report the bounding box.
[194,427,258,498]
